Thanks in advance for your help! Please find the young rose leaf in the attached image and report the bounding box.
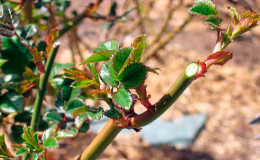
[119,63,147,88]
[205,15,222,27]
[0,59,7,67]
[104,107,122,119]
[43,137,58,149]
[79,122,89,133]
[205,51,233,67]
[88,107,104,120]
[112,87,132,111]
[66,99,85,118]
[0,48,30,74]
[73,106,90,117]
[15,147,29,157]
[108,57,120,81]
[22,126,42,152]
[14,111,32,123]
[50,63,73,78]
[45,27,59,53]
[71,80,98,88]
[0,134,14,158]
[11,125,24,144]
[100,63,119,87]
[63,66,91,81]
[112,47,133,75]
[131,34,146,48]
[42,124,57,143]
[1,4,20,28]
[189,0,217,16]
[32,153,38,160]
[75,113,87,129]
[0,23,15,37]
[81,50,116,64]
[227,6,239,25]
[91,40,119,52]
[131,41,146,62]
[0,91,24,113]
[87,63,100,83]
[15,147,30,157]
[45,112,62,123]
[56,128,78,140]
[231,10,259,39]
[21,24,38,38]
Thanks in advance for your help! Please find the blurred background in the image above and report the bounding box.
[50,0,260,159]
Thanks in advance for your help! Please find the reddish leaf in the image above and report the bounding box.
[45,27,59,54]
[204,51,233,67]
[195,60,207,80]
[63,66,92,81]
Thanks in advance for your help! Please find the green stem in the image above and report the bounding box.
[22,43,60,160]
[59,12,86,38]
[77,119,122,160]
[77,62,198,159]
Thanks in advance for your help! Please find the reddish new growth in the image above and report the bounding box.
[195,51,233,79]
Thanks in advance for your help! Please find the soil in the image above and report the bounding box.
[50,0,260,160]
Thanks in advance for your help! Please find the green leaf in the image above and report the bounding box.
[63,66,91,81]
[72,106,90,117]
[0,48,30,74]
[66,99,85,118]
[100,63,119,87]
[108,58,120,81]
[87,63,100,83]
[205,15,222,27]
[42,123,57,143]
[82,50,117,64]
[189,0,217,16]
[56,128,78,140]
[112,87,132,111]
[227,6,239,24]
[32,153,38,160]
[82,53,110,63]
[91,40,119,52]
[71,80,98,88]
[131,41,146,62]
[88,107,104,120]
[15,147,29,157]
[22,24,38,38]
[14,111,31,123]
[22,126,42,152]
[0,59,7,67]
[45,112,62,122]
[74,113,87,129]
[50,63,73,78]
[78,122,89,133]
[43,137,59,149]
[0,91,24,113]
[104,107,122,119]
[131,34,146,48]
[112,48,133,75]
[11,125,24,144]
[0,134,14,158]
[1,4,20,28]
[0,23,15,37]
[119,63,147,88]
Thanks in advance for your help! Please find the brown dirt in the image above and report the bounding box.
[51,0,260,160]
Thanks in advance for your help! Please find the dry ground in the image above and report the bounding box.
[50,0,260,160]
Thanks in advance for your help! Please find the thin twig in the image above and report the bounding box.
[143,15,193,63]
